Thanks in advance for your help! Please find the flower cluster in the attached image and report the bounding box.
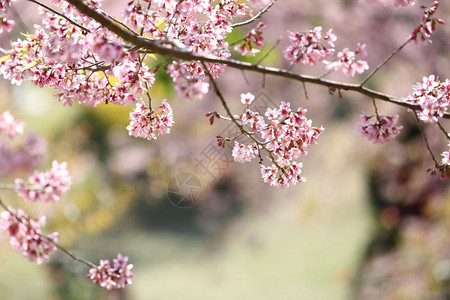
[15,160,72,202]
[227,96,324,188]
[127,100,174,140]
[0,0,261,114]
[0,208,58,264]
[0,111,24,139]
[411,1,445,45]
[232,142,258,163]
[409,75,450,123]
[324,43,369,77]
[284,26,336,66]
[234,22,265,56]
[357,112,403,144]
[87,254,133,290]
[124,0,249,100]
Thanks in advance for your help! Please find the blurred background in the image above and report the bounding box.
[1,0,450,299]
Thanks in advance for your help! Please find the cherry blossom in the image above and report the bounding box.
[284,26,336,66]
[240,92,255,105]
[358,112,403,144]
[15,160,72,202]
[225,97,323,188]
[127,100,174,140]
[408,75,450,123]
[0,207,58,264]
[234,22,265,56]
[411,1,445,45]
[232,141,258,163]
[324,44,369,77]
[0,111,24,139]
[432,145,450,180]
[0,16,14,33]
[87,254,133,290]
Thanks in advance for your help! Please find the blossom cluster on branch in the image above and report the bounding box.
[0,111,133,290]
[0,0,449,292]
[15,160,72,202]
[0,207,58,264]
[218,93,324,188]
[409,75,450,124]
[87,254,134,290]
[358,112,403,144]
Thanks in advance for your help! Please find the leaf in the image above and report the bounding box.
[0,55,11,63]
[20,32,36,40]
[94,71,120,87]
[19,60,39,72]
[156,19,166,31]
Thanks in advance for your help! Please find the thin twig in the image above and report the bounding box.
[371,98,379,117]
[232,0,276,28]
[437,120,450,140]
[414,111,438,165]
[255,37,281,65]
[360,37,412,86]
[0,183,42,191]
[27,0,91,33]
[201,61,284,171]
[302,81,309,100]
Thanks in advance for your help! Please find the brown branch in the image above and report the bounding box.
[437,120,450,140]
[414,111,438,165]
[0,196,96,269]
[59,0,450,119]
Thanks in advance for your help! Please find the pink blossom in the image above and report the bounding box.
[324,46,369,77]
[232,142,258,163]
[127,100,174,140]
[0,111,24,139]
[15,160,72,202]
[410,1,444,45]
[87,254,133,290]
[428,145,450,180]
[240,92,255,105]
[230,99,323,188]
[0,208,58,264]
[408,75,450,123]
[284,26,335,66]
[0,17,15,33]
[357,112,403,144]
[234,22,265,56]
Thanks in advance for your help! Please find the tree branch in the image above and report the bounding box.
[57,0,450,119]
